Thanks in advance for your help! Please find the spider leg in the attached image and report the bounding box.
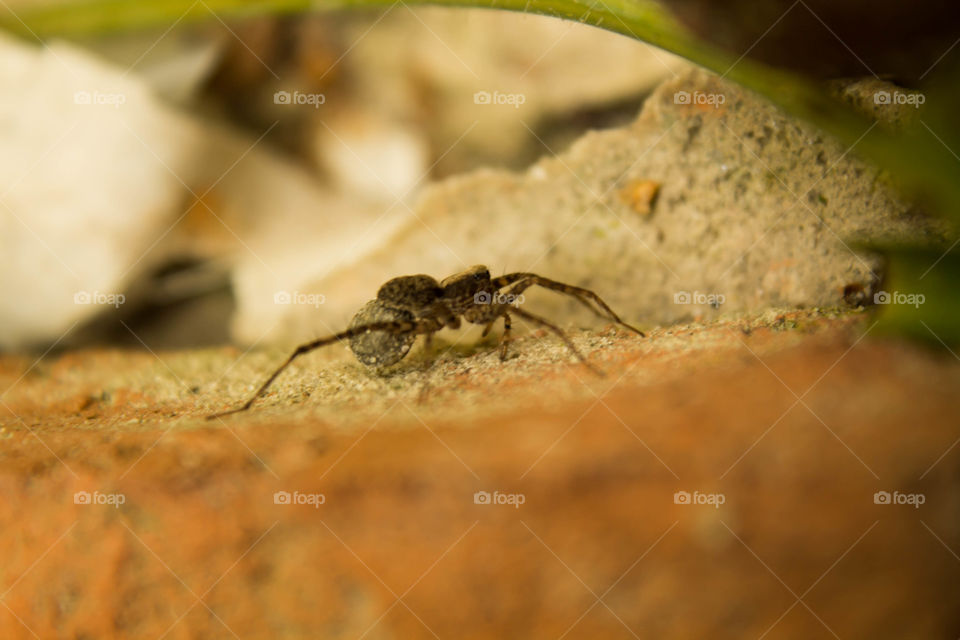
[499,312,512,361]
[207,319,431,419]
[426,301,460,329]
[423,333,434,355]
[510,307,604,376]
[493,273,644,337]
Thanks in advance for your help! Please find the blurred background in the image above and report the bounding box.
[1,0,957,352]
[0,6,687,351]
[0,2,958,639]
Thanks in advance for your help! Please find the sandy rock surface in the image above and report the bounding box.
[0,308,957,638]
[266,69,938,346]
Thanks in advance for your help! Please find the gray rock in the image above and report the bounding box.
[273,68,938,341]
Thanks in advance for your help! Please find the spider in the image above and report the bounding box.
[207,265,643,419]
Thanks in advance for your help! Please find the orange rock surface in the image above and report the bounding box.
[0,312,957,638]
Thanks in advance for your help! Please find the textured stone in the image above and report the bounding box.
[0,311,957,638]
[270,69,940,346]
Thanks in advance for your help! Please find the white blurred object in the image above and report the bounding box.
[0,33,392,350]
[313,109,430,204]
[0,34,203,349]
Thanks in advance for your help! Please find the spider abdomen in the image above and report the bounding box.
[347,300,417,368]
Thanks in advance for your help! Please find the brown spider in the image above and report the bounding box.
[207,265,643,419]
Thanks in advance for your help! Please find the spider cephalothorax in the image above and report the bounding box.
[208,265,643,418]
